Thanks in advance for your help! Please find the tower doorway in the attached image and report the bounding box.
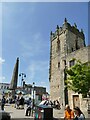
[73,95,80,108]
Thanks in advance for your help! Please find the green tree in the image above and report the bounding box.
[66,60,90,97]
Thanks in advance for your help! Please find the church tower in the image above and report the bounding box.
[49,18,86,106]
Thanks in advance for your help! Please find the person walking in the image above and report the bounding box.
[74,107,85,120]
[64,104,74,120]
[25,98,32,116]
[1,96,6,111]
[16,96,20,109]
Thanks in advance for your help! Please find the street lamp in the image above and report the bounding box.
[31,82,35,116]
[32,82,35,108]
[19,73,26,88]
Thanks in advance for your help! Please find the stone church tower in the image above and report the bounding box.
[49,18,87,107]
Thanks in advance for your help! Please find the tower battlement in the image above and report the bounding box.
[50,18,85,41]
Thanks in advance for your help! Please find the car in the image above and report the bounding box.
[0,110,11,120]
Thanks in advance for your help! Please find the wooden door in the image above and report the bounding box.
[73,95,80,108]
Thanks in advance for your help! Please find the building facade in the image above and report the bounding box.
[16,84,46,105]
[0,83,10,99]
[0,83,10,90]
[49,18,90,112]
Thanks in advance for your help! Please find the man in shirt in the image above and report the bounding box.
[1,96,6,110]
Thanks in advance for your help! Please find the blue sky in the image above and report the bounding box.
[0,2,88,92]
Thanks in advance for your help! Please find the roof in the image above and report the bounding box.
[0,83,10,85]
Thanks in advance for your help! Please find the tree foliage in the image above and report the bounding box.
[66,60,90,96]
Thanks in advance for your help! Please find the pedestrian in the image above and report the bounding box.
[74,107,85,120]
[55,100,60,109]
[1,96,6,111]
[19,96,24,109]
[53,100,56,108]
[16,96,20,109]
[25,97,32,116]
[64,104,74,120]
[14,96,17,108]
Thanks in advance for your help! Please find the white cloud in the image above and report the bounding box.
[2,2,36,16]
[19,32,50,91]
[0,58,5,64]
[25,60,49,83]
[2,2,36,31]
[0,76,6,83]
[20,32,48,58]
[27,64,35,81]
[26,61,50,92]
[20,31,50,84]
[40,81,46,84]
[0,76,5,80]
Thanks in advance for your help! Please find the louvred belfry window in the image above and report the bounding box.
[58,62,60,68]
[57,40,60,51]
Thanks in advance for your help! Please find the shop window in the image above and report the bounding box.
[1,86,3,89]
[7,86,9,89]
[4,86,6,89]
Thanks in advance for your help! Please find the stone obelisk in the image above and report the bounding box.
[10,57,19,98]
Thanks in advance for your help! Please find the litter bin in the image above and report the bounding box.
[0,111,11,120]
[34,105,53,120]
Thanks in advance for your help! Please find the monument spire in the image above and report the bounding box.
[10,57,19,90]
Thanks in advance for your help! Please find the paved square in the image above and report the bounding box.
[4,104,34,119]
[4,103,64,119]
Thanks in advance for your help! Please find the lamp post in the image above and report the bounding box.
[19,73,26,88]
[32,82,35,108]
[32,82,35,116]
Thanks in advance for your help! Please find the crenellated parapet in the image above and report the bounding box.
[50,18,85,41]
